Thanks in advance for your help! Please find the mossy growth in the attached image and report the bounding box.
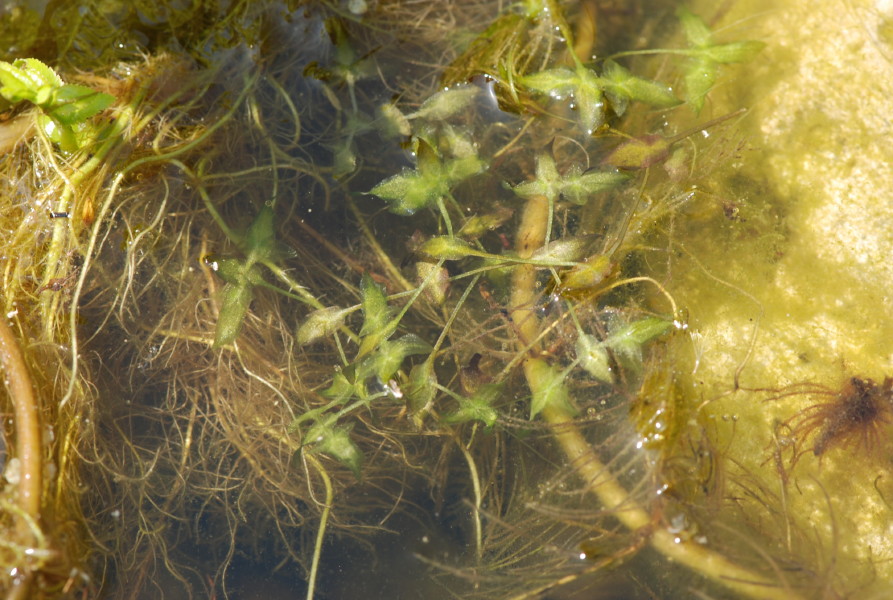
[0,0,841,599]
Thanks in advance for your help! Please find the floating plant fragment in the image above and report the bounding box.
[603,108,747,169]
[560,254,614,291]
[456,205,513,240]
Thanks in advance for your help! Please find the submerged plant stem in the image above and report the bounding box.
[0,317,41,600]
[305,454,333,600]
[0,318,42,528]
[542,404,800,600]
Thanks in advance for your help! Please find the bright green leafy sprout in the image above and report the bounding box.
[0,58,114,152]
[369,138,486,219]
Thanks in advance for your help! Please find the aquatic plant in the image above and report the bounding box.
[0,0,856,599]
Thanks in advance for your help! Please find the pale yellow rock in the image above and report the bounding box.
[678,0,893,594]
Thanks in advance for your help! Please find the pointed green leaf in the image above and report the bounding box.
[521,65,606,132]
[245,206,276,262]
[213,283,253,348]
[305,421,363,479]
[38,115,78,153]
[46,84,114,125]
[444,153,486,182]
[529,235,597,264]
[676,7,713,48]
[604,317,671,362]
[372,334,432,382]
[419,236,480,260]
[512,152,560,202]
[559,165,628,204]
[332,141,357,178]
[208,256,247,286]
[527,359,571,419]
[415,137,443,177]
[519,67,579,96]
[516,155,626,204]
[698,40,766,64]
[457,206,513,239]
[17,58,62,88]
[435,122,478,159]
[407,361,437,415]
[321,368,360,401]
[408,85,480,121]
[359,274,392,337]
[0,61,39,103]
[572,66,606,133]
[684,58,718,113]
[378,102,411,138]
[370,139,482,216]
[369,169,436,216]
[576,333,613,383]
[600,60,680,115]
[296,306,351,345]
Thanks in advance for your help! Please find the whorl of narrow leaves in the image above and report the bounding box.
[369,138,485,216]
[512,153,627,206]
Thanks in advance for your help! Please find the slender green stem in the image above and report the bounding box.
[305,454,333,600]
[456,439,483,563]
